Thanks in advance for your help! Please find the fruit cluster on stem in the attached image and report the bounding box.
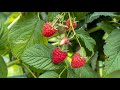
[41,12,86,69]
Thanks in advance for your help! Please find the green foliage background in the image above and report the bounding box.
[0,12,120,78]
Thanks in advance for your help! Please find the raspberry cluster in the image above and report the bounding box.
[51,48,86,68]
[42,17,86,68]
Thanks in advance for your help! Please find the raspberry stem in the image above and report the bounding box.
[68,12,76,39]
[68,12,82,47]
[75,35,81,48]
[67,30,71,37]
[51,12,64,27]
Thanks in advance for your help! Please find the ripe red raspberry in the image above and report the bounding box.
[42,22,57,37]
[52,48,67,64]
[65,19,77,30]
[71,53,86,68]
[59,37,71,46]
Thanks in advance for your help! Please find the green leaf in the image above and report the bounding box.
[104,29,120,76]
[67,67,79,78]
[74,64,99,78]
[40,12,48,21]
[78,47,86,57]
[106,70,120,78]
[77,29,96,53]
[73,12,89,21]
[86,12,117,23]
[39,71,59,78]
[67,64,99,78]
[0,13,7,25]
[0,25,9,55]
[0,56,8,78]
[48,12,60,22]
[9,12,48,58]
[21,44,64,70]
[97,21,116,33]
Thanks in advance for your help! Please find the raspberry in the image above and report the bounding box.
[65,19,77,30]
[52,48,67,64]
[71,53,86,68]
[59,37,71,46]
[42,22,57,37]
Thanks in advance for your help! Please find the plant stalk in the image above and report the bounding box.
[87,26,101,33]
[7,59,20,67]
[22,63,37,78]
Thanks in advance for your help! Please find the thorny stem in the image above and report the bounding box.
[22,63,37,78]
